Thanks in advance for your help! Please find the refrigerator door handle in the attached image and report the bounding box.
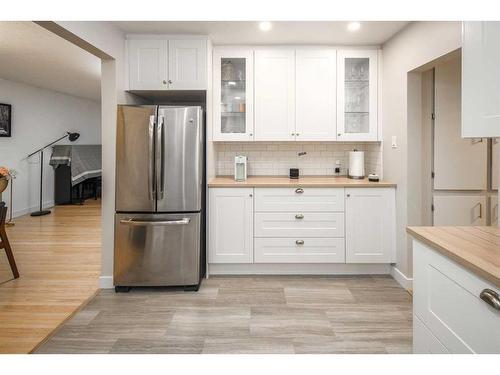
[148,115,155,201]
[156,115,165,200]
[120,217,191,226]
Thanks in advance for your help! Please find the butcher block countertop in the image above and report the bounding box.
[208,176,396,188]
[407,226,500,288]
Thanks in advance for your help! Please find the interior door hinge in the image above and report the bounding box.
[431,204,435,212]
[431,171,435,178]
[431,113,435,120]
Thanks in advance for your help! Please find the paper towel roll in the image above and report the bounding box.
[348,151,365,179]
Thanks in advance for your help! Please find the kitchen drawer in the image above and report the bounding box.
[254,237,345,263]
[413,314,449,354]
[255,212,344,238]
[255,188,344,212]
[413,240,500,353]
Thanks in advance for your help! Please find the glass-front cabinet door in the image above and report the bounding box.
[337,50,378,141]
[213,48,254,141]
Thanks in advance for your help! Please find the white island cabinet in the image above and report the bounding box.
[410,228,500,354]
[208,184,396,271]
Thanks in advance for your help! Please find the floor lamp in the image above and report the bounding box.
[28,132,80,217]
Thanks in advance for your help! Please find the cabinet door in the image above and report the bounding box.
[254,49,296,141]
[213,48,254,141]
[434,58,487,190]
[462,22,500,138]
[337,50,378,141]
[295,49,336,141]
[345,188,395,263]
[433,195,486,226]
[209,188,254,263]
[168,39,207,90]
[128,39,167,90]
[492,139,499,190]
[490,194,498,226]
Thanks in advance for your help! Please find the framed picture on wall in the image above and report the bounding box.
[0,103,12,137]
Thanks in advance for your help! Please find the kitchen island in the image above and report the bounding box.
[407,226,500,354]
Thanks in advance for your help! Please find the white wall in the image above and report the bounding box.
[381,21,461,280]
[42,21,145,288]
[0,78,101,217]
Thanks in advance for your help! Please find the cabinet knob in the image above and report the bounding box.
[291,133,295,136]
[249,193,253,197]
[296,133,300,136]
[295,188,304,194]
[346,194,350,197]
[162,80,167,84]
[168,79,173,84]
[295,213,304,219]
[295,240,304,245]
[249,133,253,137]
[338,133,342,137]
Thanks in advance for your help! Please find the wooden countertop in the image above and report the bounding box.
[208,176,396,188]
[407,226,500,288]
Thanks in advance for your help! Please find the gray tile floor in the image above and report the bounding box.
[35,275,413,354]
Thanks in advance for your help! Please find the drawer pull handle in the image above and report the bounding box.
[295,188,304,194]
[295,213,304,219]
[480,289,500,310]
[295,240,304,245]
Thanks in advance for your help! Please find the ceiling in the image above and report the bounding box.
[113,21,409,45]
[0,22,101,101]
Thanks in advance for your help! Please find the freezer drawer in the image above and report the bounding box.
[114,212,200,287]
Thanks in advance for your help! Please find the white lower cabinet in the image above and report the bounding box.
[209,188,254,263]
[255,238,345,263]
[413,239,500,353]
[345,188,396,263]
[209,186,395,267]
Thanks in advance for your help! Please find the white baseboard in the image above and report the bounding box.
[390,266,413,290]
[208,263,392,276]
[99,276,114,289]
[12,200,55,218]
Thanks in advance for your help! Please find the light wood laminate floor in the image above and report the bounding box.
[36,275,413,354]
[0,200,100,353]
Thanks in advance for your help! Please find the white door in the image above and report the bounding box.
[337,49,378,141]
[254,49,296,141]
[492,139,499,190]
[212,48,254,141]
[462,22,500,138]
[128,39,168,90]
[209,188,254,263]
[168,39,207,90]
[345,188,395,263]
[434,57,487,190]
[295,49,336,141]
[433,195,486,225]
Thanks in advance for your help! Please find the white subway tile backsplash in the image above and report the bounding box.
[215,142,382,177]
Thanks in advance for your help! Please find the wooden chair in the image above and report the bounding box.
[0,202,19,279]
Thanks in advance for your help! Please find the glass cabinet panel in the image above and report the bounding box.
[344,58,370,133]
[221,58,246,134]
[337,50,378,141]
[213,48,254,141]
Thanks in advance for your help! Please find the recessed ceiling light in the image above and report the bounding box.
[347,22,361,31]
[259,21,272,32]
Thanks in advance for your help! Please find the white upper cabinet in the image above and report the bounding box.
[295,49,337,141]
[345,188,395,263]
[213,48,254,141]
[168,39,207,89]
[462,22,500,138]
[128,39,167,90]
[337,50,378,141]
[254,49,296,141]
[128,37,207,91]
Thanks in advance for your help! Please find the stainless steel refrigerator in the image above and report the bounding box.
[114,105,205,291]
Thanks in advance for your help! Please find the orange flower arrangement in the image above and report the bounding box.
[0,166,10,178]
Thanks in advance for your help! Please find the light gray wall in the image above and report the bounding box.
[381,21,461,278]
[0,78,101,217]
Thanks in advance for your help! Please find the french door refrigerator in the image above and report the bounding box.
[114,105,205,291]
